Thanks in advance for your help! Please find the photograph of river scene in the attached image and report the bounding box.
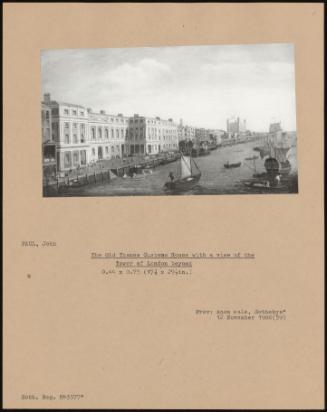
[42,43,298,197]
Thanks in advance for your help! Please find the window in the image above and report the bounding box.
[92,148,96,156]
[64,152,71,167]
[80,111,84,116]
[51,108,59,116]
[120,129,124,138]
[72,110,77,116]
[64,134,70,144]
[98,128,102,139]
[116,129,119,139]
[105,129,109,139]
[43,127,50,141]
[111,129,114,139]
[51,123,58,139]
[73,151,79,164]
[80,133,85,143]
[64,109,69,115]
[73,134,78,143]
[64,122,69,129]
[73,123,77,129]
[105,146,109,154]
[111,146,114,153]
[91,128,96,140]
[80,150,86,165]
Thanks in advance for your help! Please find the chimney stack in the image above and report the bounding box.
[44,93,51,103]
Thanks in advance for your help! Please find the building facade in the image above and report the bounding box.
[43,94,90,172]
[88,110,129,162]
[178,122,196,143]
[41,102,52,143]
[41,94,179,172]
[42,99,56,179]
[226,117,247,135]
[112,114,178,156]
[194,128,211,147]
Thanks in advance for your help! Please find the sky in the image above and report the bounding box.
[41,43,296,131]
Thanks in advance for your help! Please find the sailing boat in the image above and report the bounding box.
[264,125,291,175]
[273,146,291,174]
[164,153,201,191]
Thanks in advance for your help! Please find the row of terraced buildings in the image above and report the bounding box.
[42,93,180,174]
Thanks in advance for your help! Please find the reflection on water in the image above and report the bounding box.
[62,140,298,197]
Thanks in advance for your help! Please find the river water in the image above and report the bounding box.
[62,139,298,197]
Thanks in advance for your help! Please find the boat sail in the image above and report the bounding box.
[180,155,192,179]
[264,123,292,175]
[164,153,201,191]
[274,146,290,162]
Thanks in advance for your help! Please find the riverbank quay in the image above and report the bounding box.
[43,151,180,196]
[44,137,298,197]
[220,133,268,147]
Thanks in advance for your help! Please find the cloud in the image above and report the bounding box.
[102,58,172,91]
[200,61,295,90]
[75,58,174,114]
[41,44,296,130]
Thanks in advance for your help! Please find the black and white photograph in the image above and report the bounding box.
[41,43,298,197]
[5,3,324,410]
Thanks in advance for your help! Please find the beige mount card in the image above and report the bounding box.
[3,3,324,410]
